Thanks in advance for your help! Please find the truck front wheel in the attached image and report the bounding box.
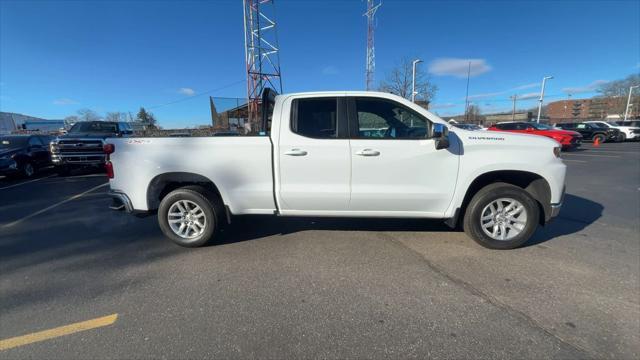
[158,186,219,247]
[463,183,539,250]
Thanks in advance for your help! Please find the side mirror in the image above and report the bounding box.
[433,123,450,150]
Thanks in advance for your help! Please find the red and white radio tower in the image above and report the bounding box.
[364,0,381,91]
[243,0,283,133]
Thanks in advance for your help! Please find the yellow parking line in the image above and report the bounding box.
[0,314,117,351]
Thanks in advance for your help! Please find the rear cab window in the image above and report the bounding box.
[290,97,340,139]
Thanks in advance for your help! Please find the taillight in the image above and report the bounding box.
[105,161,114,179]
[103,143,115,155]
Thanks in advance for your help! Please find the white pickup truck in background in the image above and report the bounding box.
[106,90,566,250]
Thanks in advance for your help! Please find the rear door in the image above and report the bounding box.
[347,97,459,216]
[277,95,351,212]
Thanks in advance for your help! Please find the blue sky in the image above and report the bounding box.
[1,0,639,128]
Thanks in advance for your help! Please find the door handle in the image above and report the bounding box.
[355,149,380,156]
[284,149,308,156]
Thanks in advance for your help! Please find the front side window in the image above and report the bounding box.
[28,137,43,146]
[354,98,428,139]
[291,97,338,139]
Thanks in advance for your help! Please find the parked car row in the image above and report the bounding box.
[488,122,583,150]
[0,121,131,179]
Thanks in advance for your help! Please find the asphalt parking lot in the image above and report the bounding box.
[1,142,639,359]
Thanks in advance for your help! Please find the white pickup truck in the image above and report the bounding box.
[106,90,566,250]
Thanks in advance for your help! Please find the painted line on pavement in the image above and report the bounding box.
[0,174,55,190]
[562,159,587,163]
[1,182,108,229]
[562,153,620,158]
[0,314,118,351]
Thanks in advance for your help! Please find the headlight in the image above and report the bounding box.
[553,146,561,158]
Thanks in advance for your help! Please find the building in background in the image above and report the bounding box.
[546,97,629,123]
[0,112,64,133]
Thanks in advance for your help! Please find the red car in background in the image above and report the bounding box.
[488,122,582,150]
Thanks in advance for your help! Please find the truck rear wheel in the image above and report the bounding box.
[463,182,539,250]
[158,186,219,247]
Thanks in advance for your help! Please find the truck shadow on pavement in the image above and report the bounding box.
[216,193,603,248]
[527,193,603,247]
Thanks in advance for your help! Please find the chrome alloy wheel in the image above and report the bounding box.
[167,200,206,239]
[480,198,528,241]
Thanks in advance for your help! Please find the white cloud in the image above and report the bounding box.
[321,66,339,75]
[428,58,492,78]
[430,102,457,109]
[178,87,196,96]
[512,82,539,90]
[562,80,608,94]
[52,98,79,105]
[467,91,504,100]
[517,92,539,100]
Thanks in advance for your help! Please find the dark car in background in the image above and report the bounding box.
[0,135,53,178]
[556,122,620,143]
[50,121,132,176]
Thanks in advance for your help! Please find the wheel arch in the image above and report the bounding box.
[146,172,225,212]
[458,170,551,226]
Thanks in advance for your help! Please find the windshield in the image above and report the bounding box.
[589,123,606,128]
[0,136,29,149]
[531,123,554,130]
[606,122,620,126]
[69,122,118,133]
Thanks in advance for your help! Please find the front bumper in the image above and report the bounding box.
[52,154,106,166]
[546,186,565,223]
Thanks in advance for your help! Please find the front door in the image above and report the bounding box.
[348,97,459,216]
[277,96,351,212]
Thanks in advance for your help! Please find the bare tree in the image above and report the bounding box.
[597,74,640,117]
[378,57,438,103]
[76,108,101,122]
[105,112,128,122]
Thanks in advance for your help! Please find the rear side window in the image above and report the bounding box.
[496,123,516,130]
[291,98,338,138]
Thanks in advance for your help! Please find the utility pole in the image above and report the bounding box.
[464,61,471,122]
[364,0,382,91]
[411,59,422,103]
[624,85,639,121]
[510,95,517,121]
[536,75,553,123]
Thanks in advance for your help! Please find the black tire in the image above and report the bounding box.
[618,133,627,142]
[463,182,540,250]
[157,186,219,247]
[593,133,606,144]
[22,162,35,178]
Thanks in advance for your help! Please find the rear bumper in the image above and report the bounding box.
[109,190,133,212]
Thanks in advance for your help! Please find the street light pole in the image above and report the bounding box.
[510,94,517,121]
[536,76,553,123]
[624,85,639,122]
[411,59,422,103]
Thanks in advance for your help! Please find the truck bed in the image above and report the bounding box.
[108,136,275,214]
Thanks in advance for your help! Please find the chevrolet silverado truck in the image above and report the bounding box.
[107,90,566,250]
[50,121,132,175]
